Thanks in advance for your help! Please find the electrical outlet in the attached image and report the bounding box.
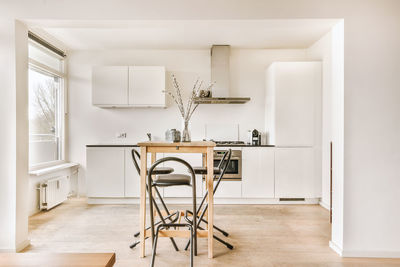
[116,132,127,138]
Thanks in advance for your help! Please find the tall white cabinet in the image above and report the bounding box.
[265,62,321,147]
[265,61,322,199]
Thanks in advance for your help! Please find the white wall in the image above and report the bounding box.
[306,22,345,251]
[0,19,29,252]
[15,20,30,252]
[0,19,18,252]
[330,21,345,253]
[307,31,333,208]
[68,48,307,194]
[1,0,400,258]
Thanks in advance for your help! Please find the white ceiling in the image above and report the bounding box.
[28,19,340,50]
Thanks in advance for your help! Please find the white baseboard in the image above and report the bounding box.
[329,241,400,258]
[329,240,343,256]
[0,239,30,252]
[16,239,30,252]
[87,197,320,205]
[342,250,400,258]
[319,201,329,210]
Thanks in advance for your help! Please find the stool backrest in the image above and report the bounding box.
[148,157,197,244]
[131,149,141,175]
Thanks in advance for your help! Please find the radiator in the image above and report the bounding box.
[39,176,70,210]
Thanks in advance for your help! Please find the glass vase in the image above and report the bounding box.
[181,118,191,142]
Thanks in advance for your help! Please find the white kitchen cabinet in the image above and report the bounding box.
[242,147,275,198]
[92,66,129,106]
[265,62,321,146]
[162,153,203,198]
[129,66,166,107]
[124,148,158,197]
[213,181,242,198]
[86,147,125,197]
[92,66,165,107]
[275,148,319,198]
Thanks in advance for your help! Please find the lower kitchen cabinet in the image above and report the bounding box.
[86,146,320,202]
[213,180,242,198]
[124,148,155,197]
[124,148,140,197]
[87,147,125,197]
[242,147,275,198]
[274,147,316,198]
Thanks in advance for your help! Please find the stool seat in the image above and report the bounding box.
[149,167,174,175]
[192,167,221,175]
[154,174,191,186]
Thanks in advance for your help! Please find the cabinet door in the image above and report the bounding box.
[162,153,203,198]
[242,148,275,198]
[92,66,128,105]
[129,66,166,107]
[86,148,125,197]
[213,181,242,198]
[275,148,314,198]
[274,62,321,146]
[125,148,140,197]
[125,149,162,197]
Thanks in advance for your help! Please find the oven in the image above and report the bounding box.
[203,149,242,180]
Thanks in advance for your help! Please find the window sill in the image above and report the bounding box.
[29,162,79,176]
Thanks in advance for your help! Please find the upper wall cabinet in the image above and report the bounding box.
[129,66,166,107]
[92,66,166,108]
[92,66,129,106]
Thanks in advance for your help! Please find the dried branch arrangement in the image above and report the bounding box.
[165,75,214,123]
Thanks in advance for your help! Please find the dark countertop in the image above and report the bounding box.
[86,144,275,148]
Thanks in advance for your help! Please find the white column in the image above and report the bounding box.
[0,19,30,252]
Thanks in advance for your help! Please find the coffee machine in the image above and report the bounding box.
[248,129,262,146]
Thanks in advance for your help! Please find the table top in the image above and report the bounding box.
[0,253,115,267]
[137,141,216,147]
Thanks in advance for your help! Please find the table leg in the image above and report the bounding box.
[203,154,208,222]
[206,147,214,259]
[151,153,157,223]
[140,146,148,258]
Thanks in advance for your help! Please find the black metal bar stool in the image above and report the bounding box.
[148,157,197,267]
[129,149,180,251]
[183,149,234,251]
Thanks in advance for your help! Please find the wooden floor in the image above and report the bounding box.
[25,198,400,267]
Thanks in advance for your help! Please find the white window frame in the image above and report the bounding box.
[28,39,67,171]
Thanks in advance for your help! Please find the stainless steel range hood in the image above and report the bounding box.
[194,45,250,104]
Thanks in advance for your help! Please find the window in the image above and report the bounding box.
[28,35,66,168]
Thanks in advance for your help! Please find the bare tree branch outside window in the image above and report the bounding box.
[30,77,57,141]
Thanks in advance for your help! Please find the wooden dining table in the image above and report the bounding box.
[137,141,216,259]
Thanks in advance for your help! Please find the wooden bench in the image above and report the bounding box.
[0,253,115,267]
